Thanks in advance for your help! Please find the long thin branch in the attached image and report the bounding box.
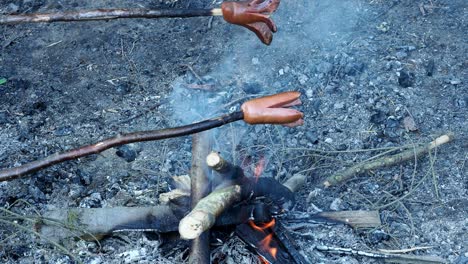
[0,8,222,24]
[323,133,454,187]
[188,132,212,264]
[0,111,243,182]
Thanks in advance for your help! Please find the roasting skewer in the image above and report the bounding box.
[0,0,281,44]
[0,91,303,182]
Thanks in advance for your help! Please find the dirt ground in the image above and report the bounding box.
[0,0,466,263]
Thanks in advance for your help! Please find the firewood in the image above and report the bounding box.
[284,210,381,229]
[315,245,445,264]
[179,185,242,239]
[317,210,381,229]
[324,133,454,187]
[188,132,212,264]
[38,206,181,242]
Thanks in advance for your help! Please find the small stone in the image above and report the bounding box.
[306,131,319,144]
[316,62,333,74]
[398,70,415,88]
[251,57,260,65]
[243,82,262,94]
[450,79,462,85]
[369,230,390,244]
[333,102,345,110]
[0,112,10,125]
[279,69,284,75]
[330,198,342,211]
[79,192,102,208]
[298,74,309,85]
[306,89,313,98]
[324,138,333,144]
[395,51,408,59]
[116,145,138,162]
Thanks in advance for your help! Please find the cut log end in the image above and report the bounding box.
[206,151,224,170]
[179,211,214,240]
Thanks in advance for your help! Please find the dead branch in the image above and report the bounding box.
[315,245,445,264]
[324,133,454,187]
[284,210,381,229]
[36,204,271,242]
[189,132,212,264]
[38,206,181,242]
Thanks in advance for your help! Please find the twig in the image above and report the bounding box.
[324,133,454,187]
[0,112,243,182]
[188,132,212,264]
[315,245,445,263]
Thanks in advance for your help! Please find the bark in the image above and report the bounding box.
[324,133,454,187]
[188,132,212,264]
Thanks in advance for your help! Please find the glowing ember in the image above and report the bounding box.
[249,219,278,260]
[254,156,266,182]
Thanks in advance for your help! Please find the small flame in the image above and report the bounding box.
[254,156,266,182]
[249,219,277,260]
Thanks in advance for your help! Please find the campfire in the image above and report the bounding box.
[0,1,456,263]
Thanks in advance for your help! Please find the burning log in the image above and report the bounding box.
[188,132,212,264]
[180,152,296,240]
[0,0,281,45]
[323,133,454,187]
[0,91,303,182]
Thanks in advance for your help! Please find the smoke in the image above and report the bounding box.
[166,0,366,155]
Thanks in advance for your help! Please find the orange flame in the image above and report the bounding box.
[249,219,277,260]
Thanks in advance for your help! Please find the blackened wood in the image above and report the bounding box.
[0,8,216,24]
[189,132,213,264]
[236,222,291,264]
[273,221,308,264]
[0,111,243,182]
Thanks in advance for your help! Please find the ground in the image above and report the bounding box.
[0,0,466,263]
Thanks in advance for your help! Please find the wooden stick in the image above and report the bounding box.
[37,204,269,242]
[38,206,181,242]
[285,210,381,229]
[0,8,222,24]
[188,132,212,264]
[315,245,445,264]
[324,133,454,187]
[179,185,242,240]
[0,111,243,182]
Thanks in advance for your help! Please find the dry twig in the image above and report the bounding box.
[324,133,454,187]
